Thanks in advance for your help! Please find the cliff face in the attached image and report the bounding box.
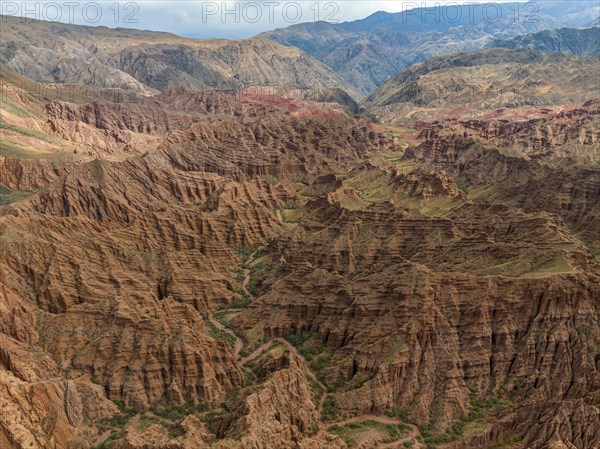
[408,100,600,239]
[1,68,599,449]
[0,74,391,448]
[237,197,599,419]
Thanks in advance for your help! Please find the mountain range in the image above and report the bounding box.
[0,15,348,95]
[365,47,600,110]
[0,6,599,449]
[259,0,600,94]
[2,1,599,100]
[489,25,600,57]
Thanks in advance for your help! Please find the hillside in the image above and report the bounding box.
[2,59,600,449]
[489,25,600,57]
[0,16,350,95]
[1,8,600,449]
[365,48,600,110]
[259,1,600,94]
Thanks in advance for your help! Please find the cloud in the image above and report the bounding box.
[3,1,527,39]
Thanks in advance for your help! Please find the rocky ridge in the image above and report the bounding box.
[365,48,600,110]
[1,65,599,449]
[0,16,350,98]
[259,1,600,94]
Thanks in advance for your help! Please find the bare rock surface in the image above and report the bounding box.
[0,63,598,449]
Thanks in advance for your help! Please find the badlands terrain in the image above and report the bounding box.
[1,4,600,449]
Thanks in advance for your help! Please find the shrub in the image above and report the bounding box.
[322,397,339,422]
[150,403,195,422]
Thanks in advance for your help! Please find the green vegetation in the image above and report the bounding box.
[246,277,259,296]
[99,414,129,430]
[328,420,410,447]
[244,342,285,379]
[94,401,139,447]
[101,401,138,427]
[0,120,63,144]
[236,245,259,267]
[200,410,221,423]
[421,395,503,446]
[310,355,331,372]
[234,269,245,282]
[231,290,251,308]
[577,324,591,335]
[91,430,125,449]
[214,310,241,327]
[282,210,302,223]
[309,354,331,382]
[0,135,46,159]
[243,369,254,386]
[134,414,172,432]
[285,329,311,347]
[89,159,104,183]
[249,260,267,274]
[0,183,35,205]
[150,403,201,421]
[387,406,410,421]
[306,375,325,407]
[322,396,340,422]
[285,329,326,360]
[202,315,235,348]
[239,340,261,359]
[456,178,470,194]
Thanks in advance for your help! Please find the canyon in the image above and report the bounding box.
[0,10,599,449]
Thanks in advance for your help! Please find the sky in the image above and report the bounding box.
[2,0,530,39]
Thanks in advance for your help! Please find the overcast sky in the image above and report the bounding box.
[3,1,529,38]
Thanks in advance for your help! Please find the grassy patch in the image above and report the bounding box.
[231,290,251,308]
[239,340,261,359]
[91,430,125,449]
[328,420,410,447]
[0,120,64,144]
[245,277,259,296]
[285,329,327,364]
[421,395,502,446]
[134,414,172,432]
[202,315,235,348]
[282,208,303,223]
[236,245,260,267]
[214,311,241,327]
[244,342,285,375]
[455,178,469,194]
[309,354,331,382]
[0,183,35,205]
[200,410,221,423]
[285,329,311,347]
[234,269,245,283]
[0,138,46,159]
[95,402,138,443]
[98,414,130,431]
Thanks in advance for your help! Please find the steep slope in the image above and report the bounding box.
[365,48,600,109]
[489,26,600,57]
[0,16,349,95]
[0,71,391,449]
[230,101,600,449]
[259,1,600,94]
[1,54,600,449]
